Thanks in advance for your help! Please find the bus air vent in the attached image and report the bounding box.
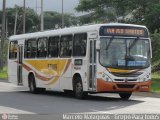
[117,84,135,88]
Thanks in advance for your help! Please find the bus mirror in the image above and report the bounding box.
[96,41,100,50]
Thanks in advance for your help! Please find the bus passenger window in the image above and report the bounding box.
[26,39,37,58]
[73,33,87,57]
[37,38,47,58]
[48,37,59,57]
[9,41,18,59]
[60,35,72,57]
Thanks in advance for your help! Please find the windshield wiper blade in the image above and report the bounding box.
[106,37,114,50]
[128,37,139,50]
[126,37,139,57]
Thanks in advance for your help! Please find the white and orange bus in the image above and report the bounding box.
[8,23,152,99]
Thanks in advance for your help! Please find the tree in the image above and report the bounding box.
[5,6,40,35]
[0,6,40,36]
[144,4,160,33]
[44,11,78,30]
[1,6,79,36]
[76,0,116,23]
[151,33,160,63]
[76,0,160,30]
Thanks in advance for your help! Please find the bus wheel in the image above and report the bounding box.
[29,74,39,94]
[119,92,132,100]
[74,77,88,99]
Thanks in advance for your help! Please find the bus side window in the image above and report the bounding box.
[48,36,59,58]
[26,39,37,58]
[73,33,87,57]
[60,35,72,57]
[37,38,47,58]
[9,41,18,59]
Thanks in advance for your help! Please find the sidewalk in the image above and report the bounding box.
[133,92,160,98]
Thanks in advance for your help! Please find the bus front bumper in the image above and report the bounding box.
[96,79,151,92]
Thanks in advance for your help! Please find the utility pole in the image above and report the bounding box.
[0,0,6,69]
[62,0,64,28]
[6,17,8,38]
[14,9,18,35]
[36,0,38,13]
[1,0,6,40]
[41,0,44,31]
[23,0,26,34]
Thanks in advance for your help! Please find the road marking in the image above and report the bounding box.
[0,106,34,114]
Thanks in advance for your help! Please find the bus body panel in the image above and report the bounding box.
[8,60,18,85]
[71,58,88,91]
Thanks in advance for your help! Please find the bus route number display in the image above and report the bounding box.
[100,26,148,37]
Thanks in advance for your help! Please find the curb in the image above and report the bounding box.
[133,92,160,98]
[0,79,9,83]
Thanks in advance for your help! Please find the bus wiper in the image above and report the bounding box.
[106,37,114,50]
[128,37,139,50]
[127,37,139,57]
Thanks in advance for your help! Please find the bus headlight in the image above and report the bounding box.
[102,73,112,82]
[105,77,112,82]
[138,74,150,82]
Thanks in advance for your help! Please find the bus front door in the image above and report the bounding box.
[89,39,96,91]
[17,45,23,86]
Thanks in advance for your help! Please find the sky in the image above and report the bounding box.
[0,0,82,16]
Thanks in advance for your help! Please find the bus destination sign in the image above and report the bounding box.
[100,26,148,37]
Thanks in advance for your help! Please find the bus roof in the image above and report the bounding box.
[9,23,147,41]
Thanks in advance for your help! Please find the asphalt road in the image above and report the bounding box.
[0,80,160,115]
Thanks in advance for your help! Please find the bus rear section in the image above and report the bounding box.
[91,25,151,99]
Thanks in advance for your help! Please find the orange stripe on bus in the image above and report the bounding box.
[62,59,71,75]
[21,62,52,81]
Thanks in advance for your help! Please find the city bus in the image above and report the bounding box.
[8,23,152,99]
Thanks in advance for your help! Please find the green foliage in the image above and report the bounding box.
[76,0,116,23]
[0,72,7,79]
[76,0,111,12]
[76,0,160,33]
[0,66,7,79]
[0,6,78,36]
[144,4,160,33]
[44,11,78,29]
[151,73,160,92]
[151,33,160,72]
[0,6,40,35]
[151,33,160,63]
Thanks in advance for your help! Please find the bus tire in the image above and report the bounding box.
[73,77,88,99]
[29,74,39,94]
[119,92,132,100]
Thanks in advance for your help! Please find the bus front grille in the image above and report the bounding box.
[114,79,137,82]
[112,72,143,77]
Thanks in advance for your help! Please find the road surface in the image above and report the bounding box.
[0,80,160,115]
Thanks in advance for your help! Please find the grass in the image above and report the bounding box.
[0,66,8,79]
[0,72,8,79]
[151,73,160,93]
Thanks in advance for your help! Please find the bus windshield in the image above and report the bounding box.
[100,37,151,69]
